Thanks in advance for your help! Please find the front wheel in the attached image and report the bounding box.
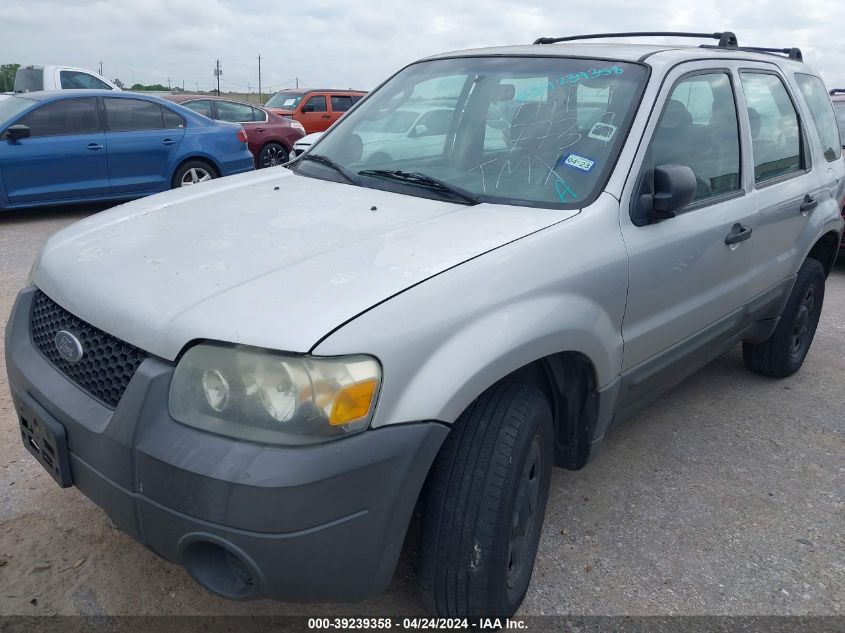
[743,257,826,377]
[421,383,553,619]
[172,160,217,188]
[258,142,289,168]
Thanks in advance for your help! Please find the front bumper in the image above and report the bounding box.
[5,286,448,602]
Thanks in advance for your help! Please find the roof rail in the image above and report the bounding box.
[533,31,738,47]
[830,88,845,96]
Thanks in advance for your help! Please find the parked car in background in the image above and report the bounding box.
[264,88,365,133]
[164,95,305,168]
[832,89,845,142]
[830,89,845,250]
[292,131,322,157]
[0,91,254,210]
[13,65,121,93]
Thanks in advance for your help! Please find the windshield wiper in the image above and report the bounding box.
[358,169,480,206]
[299,153,361,186]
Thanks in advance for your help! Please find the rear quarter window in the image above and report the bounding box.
[795,73,842,161]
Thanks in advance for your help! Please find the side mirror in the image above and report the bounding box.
[410,124,428,138]
[633,164,697,226]
[301,104,314,114]
[4,124,31,141]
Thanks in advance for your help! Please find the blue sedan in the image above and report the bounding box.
[0,90,255,210]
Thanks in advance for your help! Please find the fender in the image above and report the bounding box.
[313,193,629,428]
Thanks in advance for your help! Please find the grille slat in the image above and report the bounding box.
[30,290,148,409]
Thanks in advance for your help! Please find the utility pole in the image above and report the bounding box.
[296,76,299,90]
[214,59,222,96]
[258,55,262,104]
[99,61,103,76]
[167,77,171,90]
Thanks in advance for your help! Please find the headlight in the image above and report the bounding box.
[169,343,381,445]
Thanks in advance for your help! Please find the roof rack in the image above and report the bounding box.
[830,88,845,96]
[533,31,738,47]
[701,45,803,61]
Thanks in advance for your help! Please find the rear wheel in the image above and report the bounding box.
[172,160,217,188]
[421,383,553,618]
[258,142,289,168]
[743,257,825,377]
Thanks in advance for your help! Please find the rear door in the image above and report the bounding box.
[0,97,109,204]
[736,66,823,294]
[618,63,758,411]
[297,94,331,132]
[329,94,354,126]
[103,97,185,194]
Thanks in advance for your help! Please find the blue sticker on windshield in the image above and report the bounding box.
[557,153,595,172]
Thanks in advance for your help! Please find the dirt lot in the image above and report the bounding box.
[0,205,843,617]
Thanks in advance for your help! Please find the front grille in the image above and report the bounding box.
[29,290,148,408]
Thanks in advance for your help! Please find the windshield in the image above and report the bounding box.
[0,95,36,125]
[296,56,647,207]
[265,91,303,109]
[14,68,43,93]
[834,102,845,142]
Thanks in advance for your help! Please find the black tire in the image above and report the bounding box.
[743,257,825,377]
[421,383,553,619]
[172,160,218,188]
[258,142,289,168]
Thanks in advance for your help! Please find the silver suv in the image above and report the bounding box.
[6,32,844,618]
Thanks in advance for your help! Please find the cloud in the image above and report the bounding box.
[2,0,843,92]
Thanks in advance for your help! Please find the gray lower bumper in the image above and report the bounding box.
[5,287,448,602]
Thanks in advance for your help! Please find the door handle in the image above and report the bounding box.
[725,223,752,245]
[321,114,331,119]
[799,194,817,215]
[162,139,177,146]
[254,127,266,132]
[85,143,103,150]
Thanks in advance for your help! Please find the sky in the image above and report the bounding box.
[3,0,844,96]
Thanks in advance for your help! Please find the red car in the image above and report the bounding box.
[264,89,366,134]
[164,95,305,168]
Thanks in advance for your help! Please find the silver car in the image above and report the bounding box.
[6,32,844,618]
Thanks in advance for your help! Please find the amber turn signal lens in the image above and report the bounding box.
[329,379,378,426]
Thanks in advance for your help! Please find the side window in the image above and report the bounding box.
[217,100,256,123]
[795,73,842,162]
[162,107,186,129]
[251,106,267,122]
[59,71,112,90]
[301,95,327,113]
[649,72,741,202]
[183,100,213,118]
[331,95,354,112]
[16,98,99,137]
[740,72,803,183]
[351,95,363,104]
[104,98,164,132]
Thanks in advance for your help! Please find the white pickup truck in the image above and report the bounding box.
[12,65,121,93]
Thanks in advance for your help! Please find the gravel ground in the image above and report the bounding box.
[0,205,842,617]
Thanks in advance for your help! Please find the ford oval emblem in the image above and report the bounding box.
[55,330,84,363]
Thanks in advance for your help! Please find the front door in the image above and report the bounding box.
[618,63,758,411]
[103,97,185,194]
[0,97,109,205]
[297,94,331,133]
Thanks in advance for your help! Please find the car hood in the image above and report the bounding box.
[33,169,577,360]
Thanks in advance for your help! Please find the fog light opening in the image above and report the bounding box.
[181,539,256,599]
